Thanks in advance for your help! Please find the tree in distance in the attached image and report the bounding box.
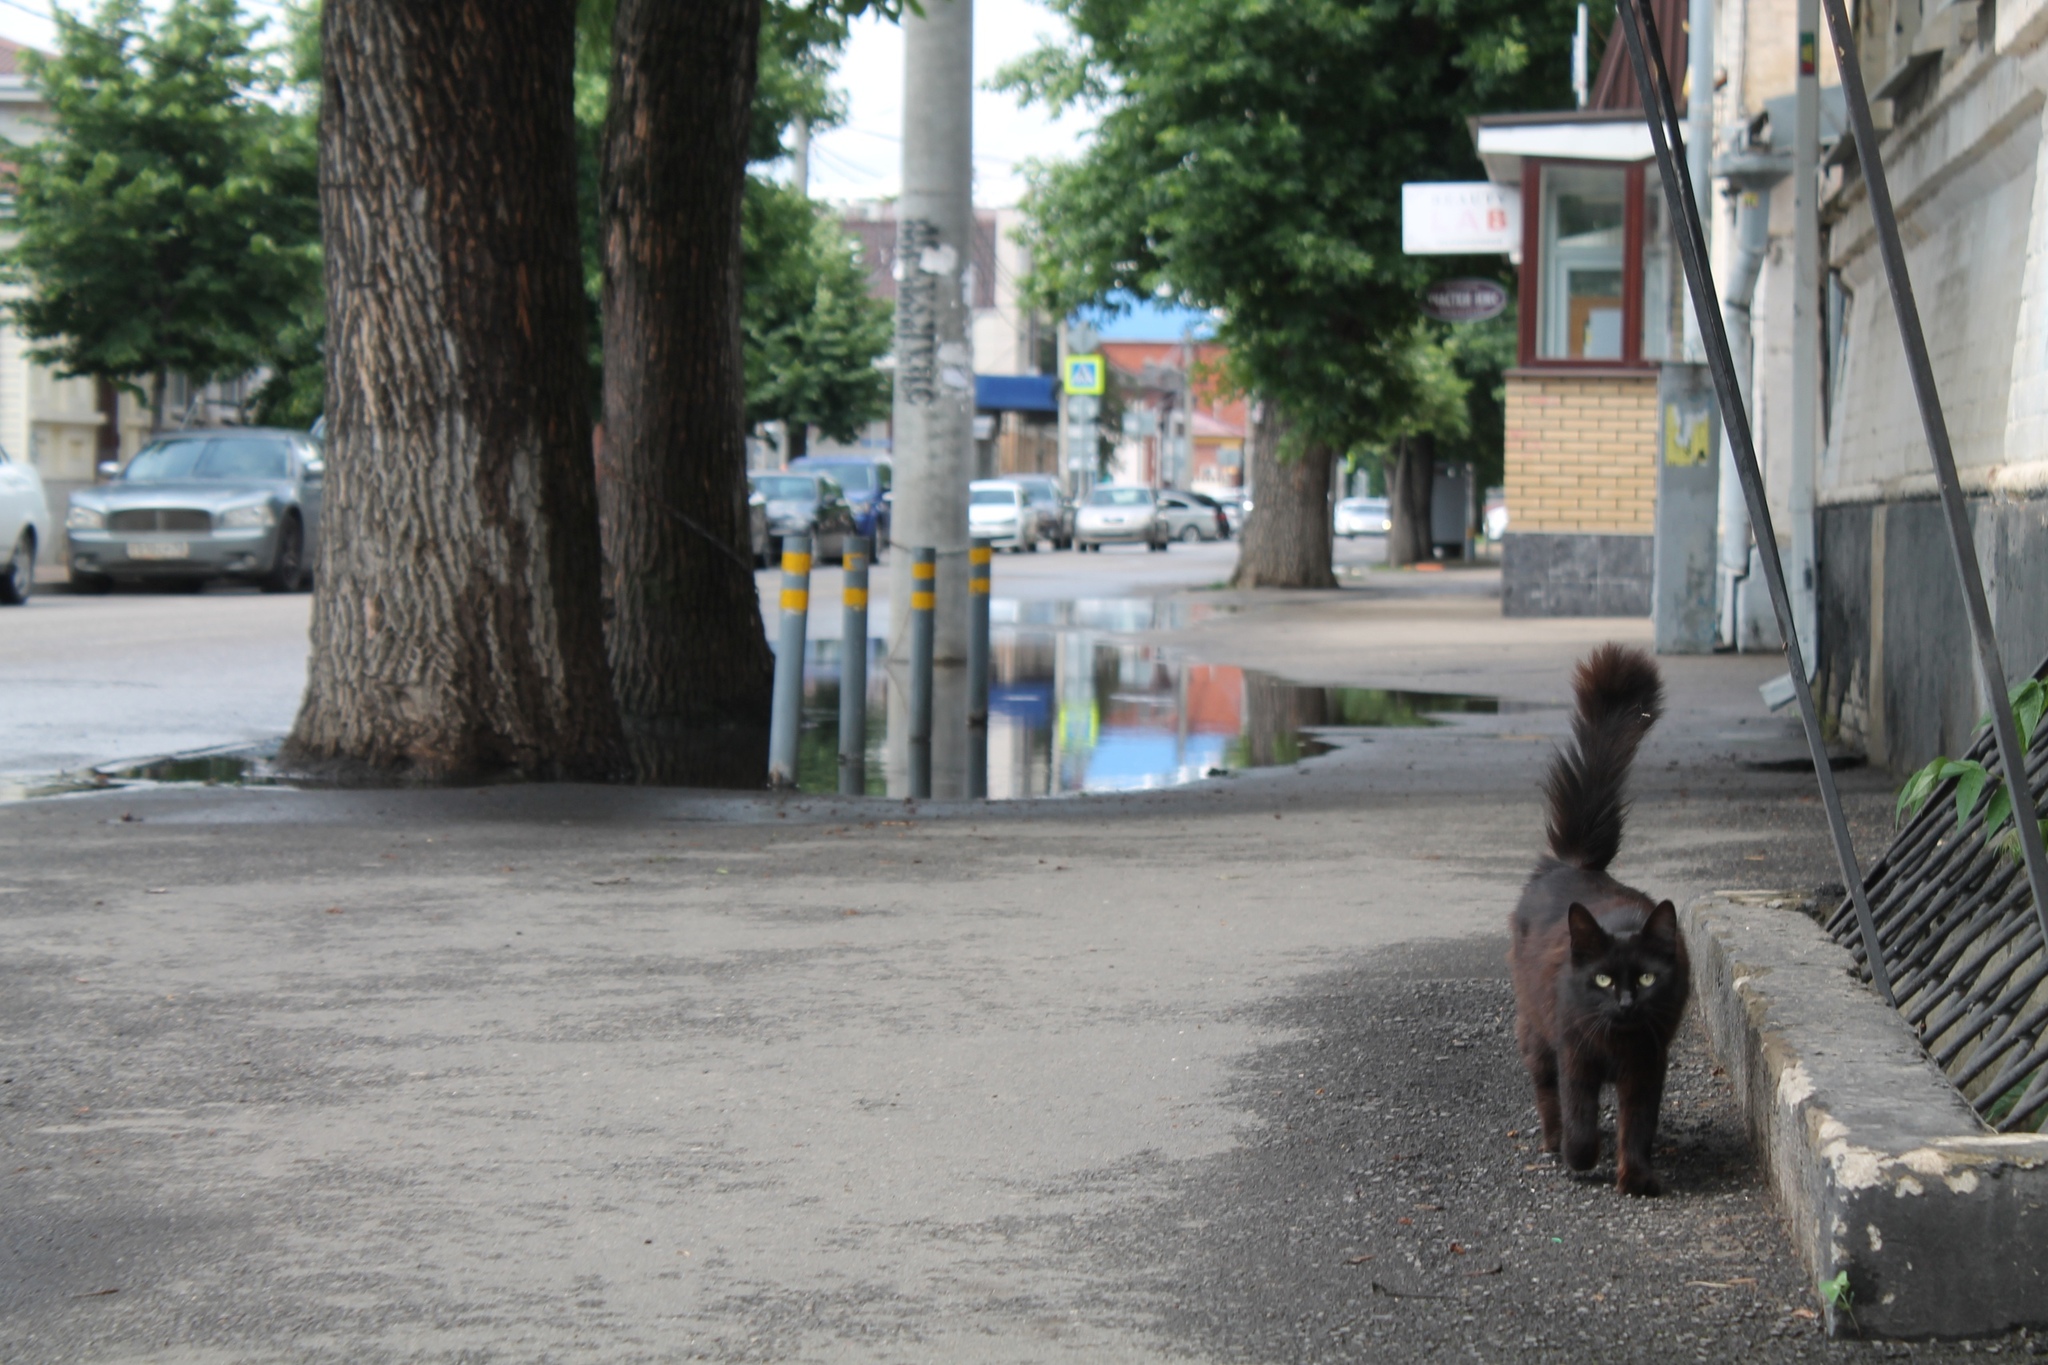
[1004,0,1574,585]
[5,0,318,428]
[743,180,892,463]
[591,0,898,786]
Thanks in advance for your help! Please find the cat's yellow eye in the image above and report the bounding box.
[1638,972,1655,987]
[1594,973,1613,988]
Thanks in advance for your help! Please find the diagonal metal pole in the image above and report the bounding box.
[1815,0,2048,955]
[1614,0,1895,1003]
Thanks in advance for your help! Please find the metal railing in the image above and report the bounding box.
[1826,651,2048,1132]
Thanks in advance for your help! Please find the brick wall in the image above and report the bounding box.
[1503,373,1658,535]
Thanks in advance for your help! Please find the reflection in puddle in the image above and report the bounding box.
[4,604,1502,804]
[794,628,1499,798]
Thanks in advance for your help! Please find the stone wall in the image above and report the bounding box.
[1817,495,2048,773]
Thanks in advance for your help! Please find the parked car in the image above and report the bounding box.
[1187,489,1228,536]
[1335,495,1392,538]
[748,486,771,566]
[1011,474,1074,549]
[0,443,52,605]
[1153,490,1218,543]
[1483,489,1509,542]
[1215,494,1248,536]
[787,454,890,555]
[65,429,323,594]
[1074,485,1169,552]
[750,471,859,561]
[969,479,1042,552]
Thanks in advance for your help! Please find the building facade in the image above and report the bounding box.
[1809,0,2048,770]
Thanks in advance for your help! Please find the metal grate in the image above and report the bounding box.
[1828,650,2048,1132]
[108,508,212,533]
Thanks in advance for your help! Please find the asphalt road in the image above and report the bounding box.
[6,557,2028,1361]
[0,536,1385,787]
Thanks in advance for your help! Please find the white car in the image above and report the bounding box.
[1074,485,1169,552]
[968,479,1041,552]
[1334,496,1391,538]
[0,444,52,604]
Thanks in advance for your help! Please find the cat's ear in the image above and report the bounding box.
[1567,903,1609,959]
[1643,900,1680,950]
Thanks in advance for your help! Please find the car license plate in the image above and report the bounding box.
[129,541,190,560]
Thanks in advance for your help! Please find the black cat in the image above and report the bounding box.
[1509,643,1689,1196]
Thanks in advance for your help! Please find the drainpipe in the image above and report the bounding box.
[1788,0,1821,676]
[1712,130,1790,648]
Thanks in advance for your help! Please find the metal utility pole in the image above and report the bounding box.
[792,114,811,198]
[1789,0,1821,668]
[884,0,970,794]
[888,0,973,795]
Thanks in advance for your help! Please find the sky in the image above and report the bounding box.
[0,0,1098,210]
[803,0,1100,208]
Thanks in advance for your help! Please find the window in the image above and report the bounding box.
[1538,165,1627,360]
[1518,159,1678,368]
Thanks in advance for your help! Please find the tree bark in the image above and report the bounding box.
[1386,432,1435,567]
[1230,402,1336,589]
[286,0,625,783]
[598,0,775,787]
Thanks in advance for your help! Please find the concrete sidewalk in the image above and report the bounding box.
[1,577,2012,1361]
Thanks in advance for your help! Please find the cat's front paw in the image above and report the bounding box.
[1562,1136,1598,1171]
[1616,1164,1663,1197]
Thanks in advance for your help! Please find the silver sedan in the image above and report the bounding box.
[65,429,323,593]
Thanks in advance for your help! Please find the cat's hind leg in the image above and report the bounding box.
[1520,1035,1562,1153]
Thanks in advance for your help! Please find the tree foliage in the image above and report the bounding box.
[1004,0,1575,457]
[5,0,319,421]
[743,181,891,448]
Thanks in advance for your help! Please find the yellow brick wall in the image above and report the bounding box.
[1502,373,1658,535]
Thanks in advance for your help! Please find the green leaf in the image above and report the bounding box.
[1897,761,1944,820]
[2013,679,2045,753]
[1955,766,1992,827]
[1983,782,2014,837]
[1819,1270,1851,1308]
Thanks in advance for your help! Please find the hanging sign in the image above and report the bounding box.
[1419,278,1510,323]
[1401,182,1520,255]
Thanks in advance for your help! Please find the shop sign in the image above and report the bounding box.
[1401,182,1520,255]
[1419,278,1509,323]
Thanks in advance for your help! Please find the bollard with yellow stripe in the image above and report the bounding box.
[766,534,814,788]
[968,537,992,731]
[838,536,870,795]
[908,546,936,798]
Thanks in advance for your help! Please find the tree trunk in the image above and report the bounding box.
[1230,402,1336,589]
[1386,432,1435,567]
[598,0,774,787]
[286,0,625,783]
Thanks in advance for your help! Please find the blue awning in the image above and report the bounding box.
[975,373,1059,413]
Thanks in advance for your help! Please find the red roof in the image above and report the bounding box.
[0,38,38,76]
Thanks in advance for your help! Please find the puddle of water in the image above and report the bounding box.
[794,628,1499,798]
[3,604,1499,804]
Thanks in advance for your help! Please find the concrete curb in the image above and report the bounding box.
[1683,892,2048,1339]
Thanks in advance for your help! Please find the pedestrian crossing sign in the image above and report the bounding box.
[1063,355,1106,396]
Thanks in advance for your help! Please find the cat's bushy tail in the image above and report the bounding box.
[1544,643,1663,872]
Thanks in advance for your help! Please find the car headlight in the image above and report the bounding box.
[67,505,104,530]
[218,502,277,529]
